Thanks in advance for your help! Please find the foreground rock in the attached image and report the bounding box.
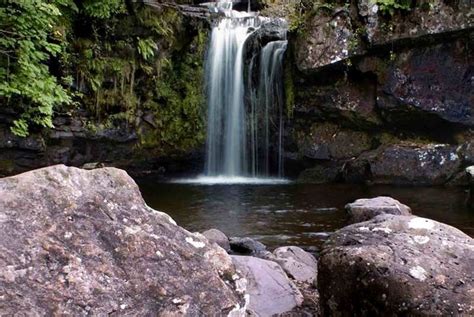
[345,196,412,223]
[0,165,246,315]
[232,256,303,316]
[319,214,474,315]
[273,246,318,284]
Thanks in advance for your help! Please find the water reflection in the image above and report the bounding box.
[137,180,474,250]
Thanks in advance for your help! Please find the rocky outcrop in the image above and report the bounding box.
[319,214,474,315]
[0,165,246,315]
[346,196,412,223]
[288,1,473,185]
[232,255,303,316]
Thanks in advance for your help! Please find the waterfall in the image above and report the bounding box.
[249,40,288,177]
[204,1,287,179]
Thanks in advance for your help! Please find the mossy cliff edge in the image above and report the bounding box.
[0,1,209,176]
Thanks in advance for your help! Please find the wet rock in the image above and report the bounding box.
[297,123,373,160]
[297,165,340,184]
[345,196,412,223]
[273,246,318,284]
[232,255,303,316]
[0,165,246,315]
[293,74,381,131]
[344,143,462,185]
[202,228,231,252]
[319,214,474,315]
[229,237,266,255]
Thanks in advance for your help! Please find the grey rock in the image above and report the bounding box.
[0,165,246,316]
[202,228,231,252]
[229,237,266,255]
[232,255,303,316]
[319,214,474,315]
[344,143,462,185]
[345,196,412,223]
[273,246,318,284]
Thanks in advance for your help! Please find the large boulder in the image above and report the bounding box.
[319,214,474,315]
[345,196,412,223]
[0,165,246,315]
[232,255,303,316]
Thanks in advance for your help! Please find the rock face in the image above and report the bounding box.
[288,1,473,184]
[232,255,303,316]
[0,165,246,315]
[319,214,474,315]
[345,144,462,185]
[346,196,412,223]
[272,246,318,284]
[202,228,231,252]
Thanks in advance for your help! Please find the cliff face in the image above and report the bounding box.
[285,0,474,185]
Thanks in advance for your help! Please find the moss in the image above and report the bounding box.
[67,4,208,156]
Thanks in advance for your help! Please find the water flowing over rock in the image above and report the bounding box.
[0,165,246,315]
[346,196,412,223]
[319,214,474,315]
[204,0,287,177]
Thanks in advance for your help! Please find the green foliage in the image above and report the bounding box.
[81,0,125,19]
[0,0,74,136]
[375,0,411,15]
[137,38,158,61]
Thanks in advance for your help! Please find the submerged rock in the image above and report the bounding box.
[319,214,474,315]
[232,255,303,316]
[202,228,231,252]
[0,165,246,315]
[273,246,318,284]
[345,196,412,223]
[229,237,267,255]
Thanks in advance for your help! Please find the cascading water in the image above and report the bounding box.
[205,5,254,176]
[249,40,288,178]
[179,0,288,184]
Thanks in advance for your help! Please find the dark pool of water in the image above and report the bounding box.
[137,180,474,251]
